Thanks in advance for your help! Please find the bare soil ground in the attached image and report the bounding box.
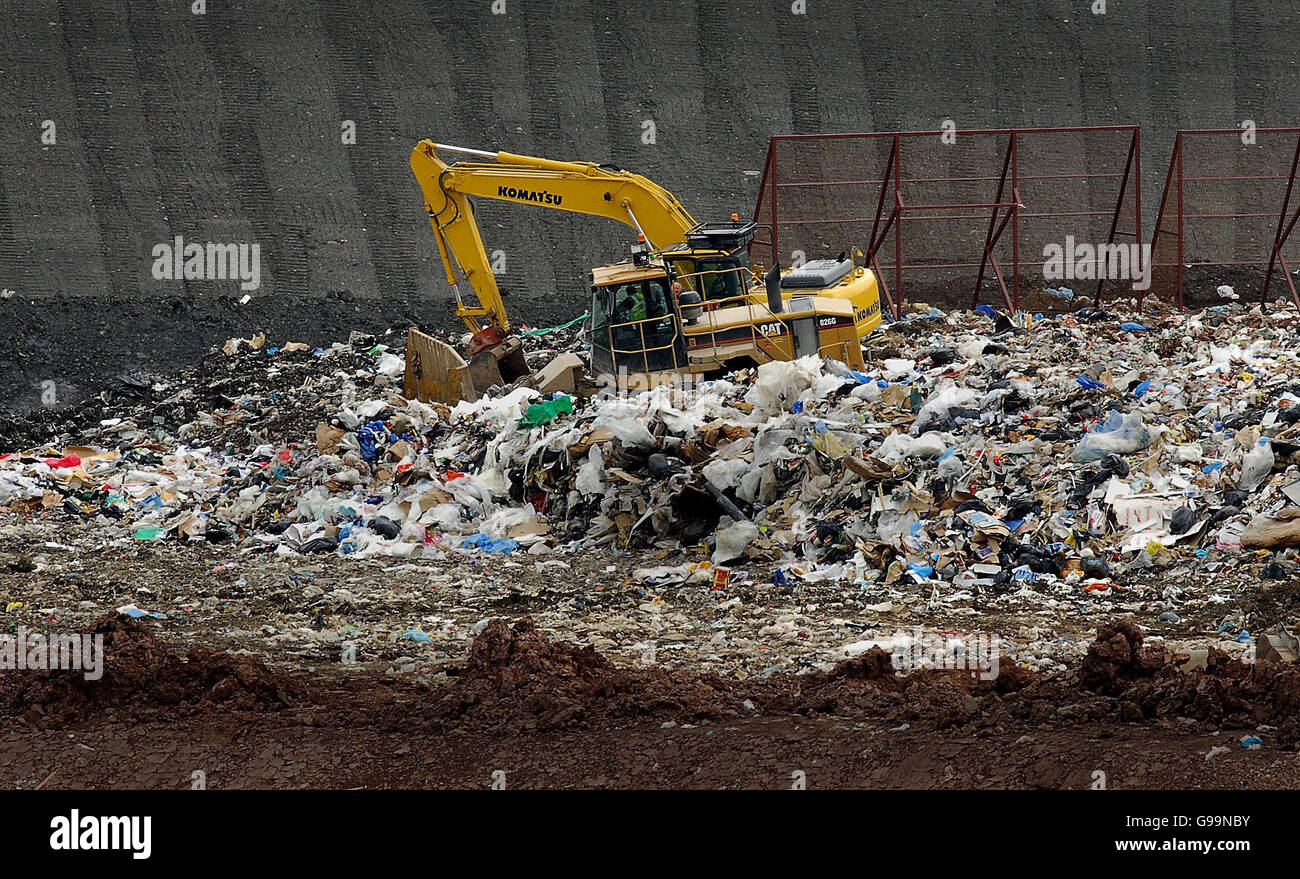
[7,711,1299,791]
[2,605,1299,790]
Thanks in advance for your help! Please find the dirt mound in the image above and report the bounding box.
[979,619,1300,741]
[1081,645,1300,736]
[1063,620,1261,725]
[433,618,1300,740]
[433,623,1043,733]
[23,614,1294,743]
[0,613,301,727]
[826,646,902,682]
[434,619,1292,735]
[770,646,1037,728]
[1079,620,1171,695]
[435,618,742,731]
[774,625,1297,735]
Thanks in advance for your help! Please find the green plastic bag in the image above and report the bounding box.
[520,395,574,427]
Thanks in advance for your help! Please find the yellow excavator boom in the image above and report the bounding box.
[410,140,698,335]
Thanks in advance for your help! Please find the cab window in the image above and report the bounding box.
[592,286,613,333]
[671,260,701,295]
[611,283,646,324]
[645,279,668,317]
[697,258,745,302]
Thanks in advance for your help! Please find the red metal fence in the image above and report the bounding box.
[750,127,1143,318]
[1149,128,1300,309]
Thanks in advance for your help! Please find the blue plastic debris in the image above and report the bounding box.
[117,603,167,620]
[398,628,434,644]
[357,420,389,462]
[461,533,520,554]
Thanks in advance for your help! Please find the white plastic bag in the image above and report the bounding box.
[713,518,759,563]
[575,446,607,496]
[1072,411,1154,463]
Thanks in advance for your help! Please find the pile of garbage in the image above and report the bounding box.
[3,302,1300,606]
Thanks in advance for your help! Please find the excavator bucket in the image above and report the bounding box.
[404,327,531,404]
[404,328,473,403]
[467,335,530,391]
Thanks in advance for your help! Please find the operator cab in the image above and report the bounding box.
[588,260,687,377]
[589,220,761,378]
[661,220,757,307]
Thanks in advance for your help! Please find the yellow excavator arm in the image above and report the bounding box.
[410,139,698,335]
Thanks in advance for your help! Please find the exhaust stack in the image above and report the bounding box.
[765,262,783,314]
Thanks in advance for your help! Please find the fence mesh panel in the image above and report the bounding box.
[752,128,1142,316]
[1150,129,1300,308]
